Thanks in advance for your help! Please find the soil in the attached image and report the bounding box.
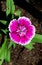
[0,0,42,65]
[30,0,42,12]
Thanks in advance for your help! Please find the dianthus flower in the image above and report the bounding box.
[8,16,35,45]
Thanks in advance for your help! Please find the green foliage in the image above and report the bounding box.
[10,0,15,14]
[15,9,21,17]
[0,34,2,36]
[25,41,35,50]
[6,0,21,18]
[0,0,21,35]
[32,34,42,43]
[0,0,42,64]
[25,34,42,50]
[0,38,10,65]
[4,46,10,62]
[8,40,16,49]
[6,0,15,18]
[6,0,11,16]
[1,29,8,34]
[0,0,21,64]
[0,20,7,25]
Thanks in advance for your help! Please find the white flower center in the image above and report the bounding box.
[16,26,27,36]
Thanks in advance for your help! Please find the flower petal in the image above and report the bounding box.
[18,16,31,26]
[19,36,28,45]
[8,19,18,32]
[26,25,35,39]
[8,17,36,46]
[9,32,20,44]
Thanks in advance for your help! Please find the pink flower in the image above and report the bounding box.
[8,16,35,45]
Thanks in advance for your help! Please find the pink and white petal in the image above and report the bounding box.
[9,32,20,44]
[8,19,18,32]
[28,25,35,34]
[19,36,28,45]
[26,25,35,39]
[20,34,34,45]
[18,16,31,26]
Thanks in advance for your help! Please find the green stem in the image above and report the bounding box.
[32,34,42,43]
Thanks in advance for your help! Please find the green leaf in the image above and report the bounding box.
[15,9,21,17]
[8,40,16,49]
[10,0,15,19]
[0,38,10,65]
[10,0,15,14]
[0,59,3,65]
[1,29,8,34]
[0,34,2,36]
[25,34,42,50]
[32,34,42,43]
[6,0,15,17]
[5,48,10,62]
[0,38,7,65]
[25,41,35,50]
[6,0,11,16]
[0,20,7,25]
[4,39,10,63]
[13,42,16,48]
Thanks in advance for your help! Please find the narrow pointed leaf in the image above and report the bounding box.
[0,20,7,25]
[6,0,11,16]
[5,48,10,63]
[6,0,15,17]
[0,38,7,65]
[10,0,15,14]
[0,38,10,64]
[1,29,7,34]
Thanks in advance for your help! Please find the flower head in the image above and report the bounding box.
[8,16,35,45]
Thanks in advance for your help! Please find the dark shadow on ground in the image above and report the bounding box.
[14,0,42,22]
